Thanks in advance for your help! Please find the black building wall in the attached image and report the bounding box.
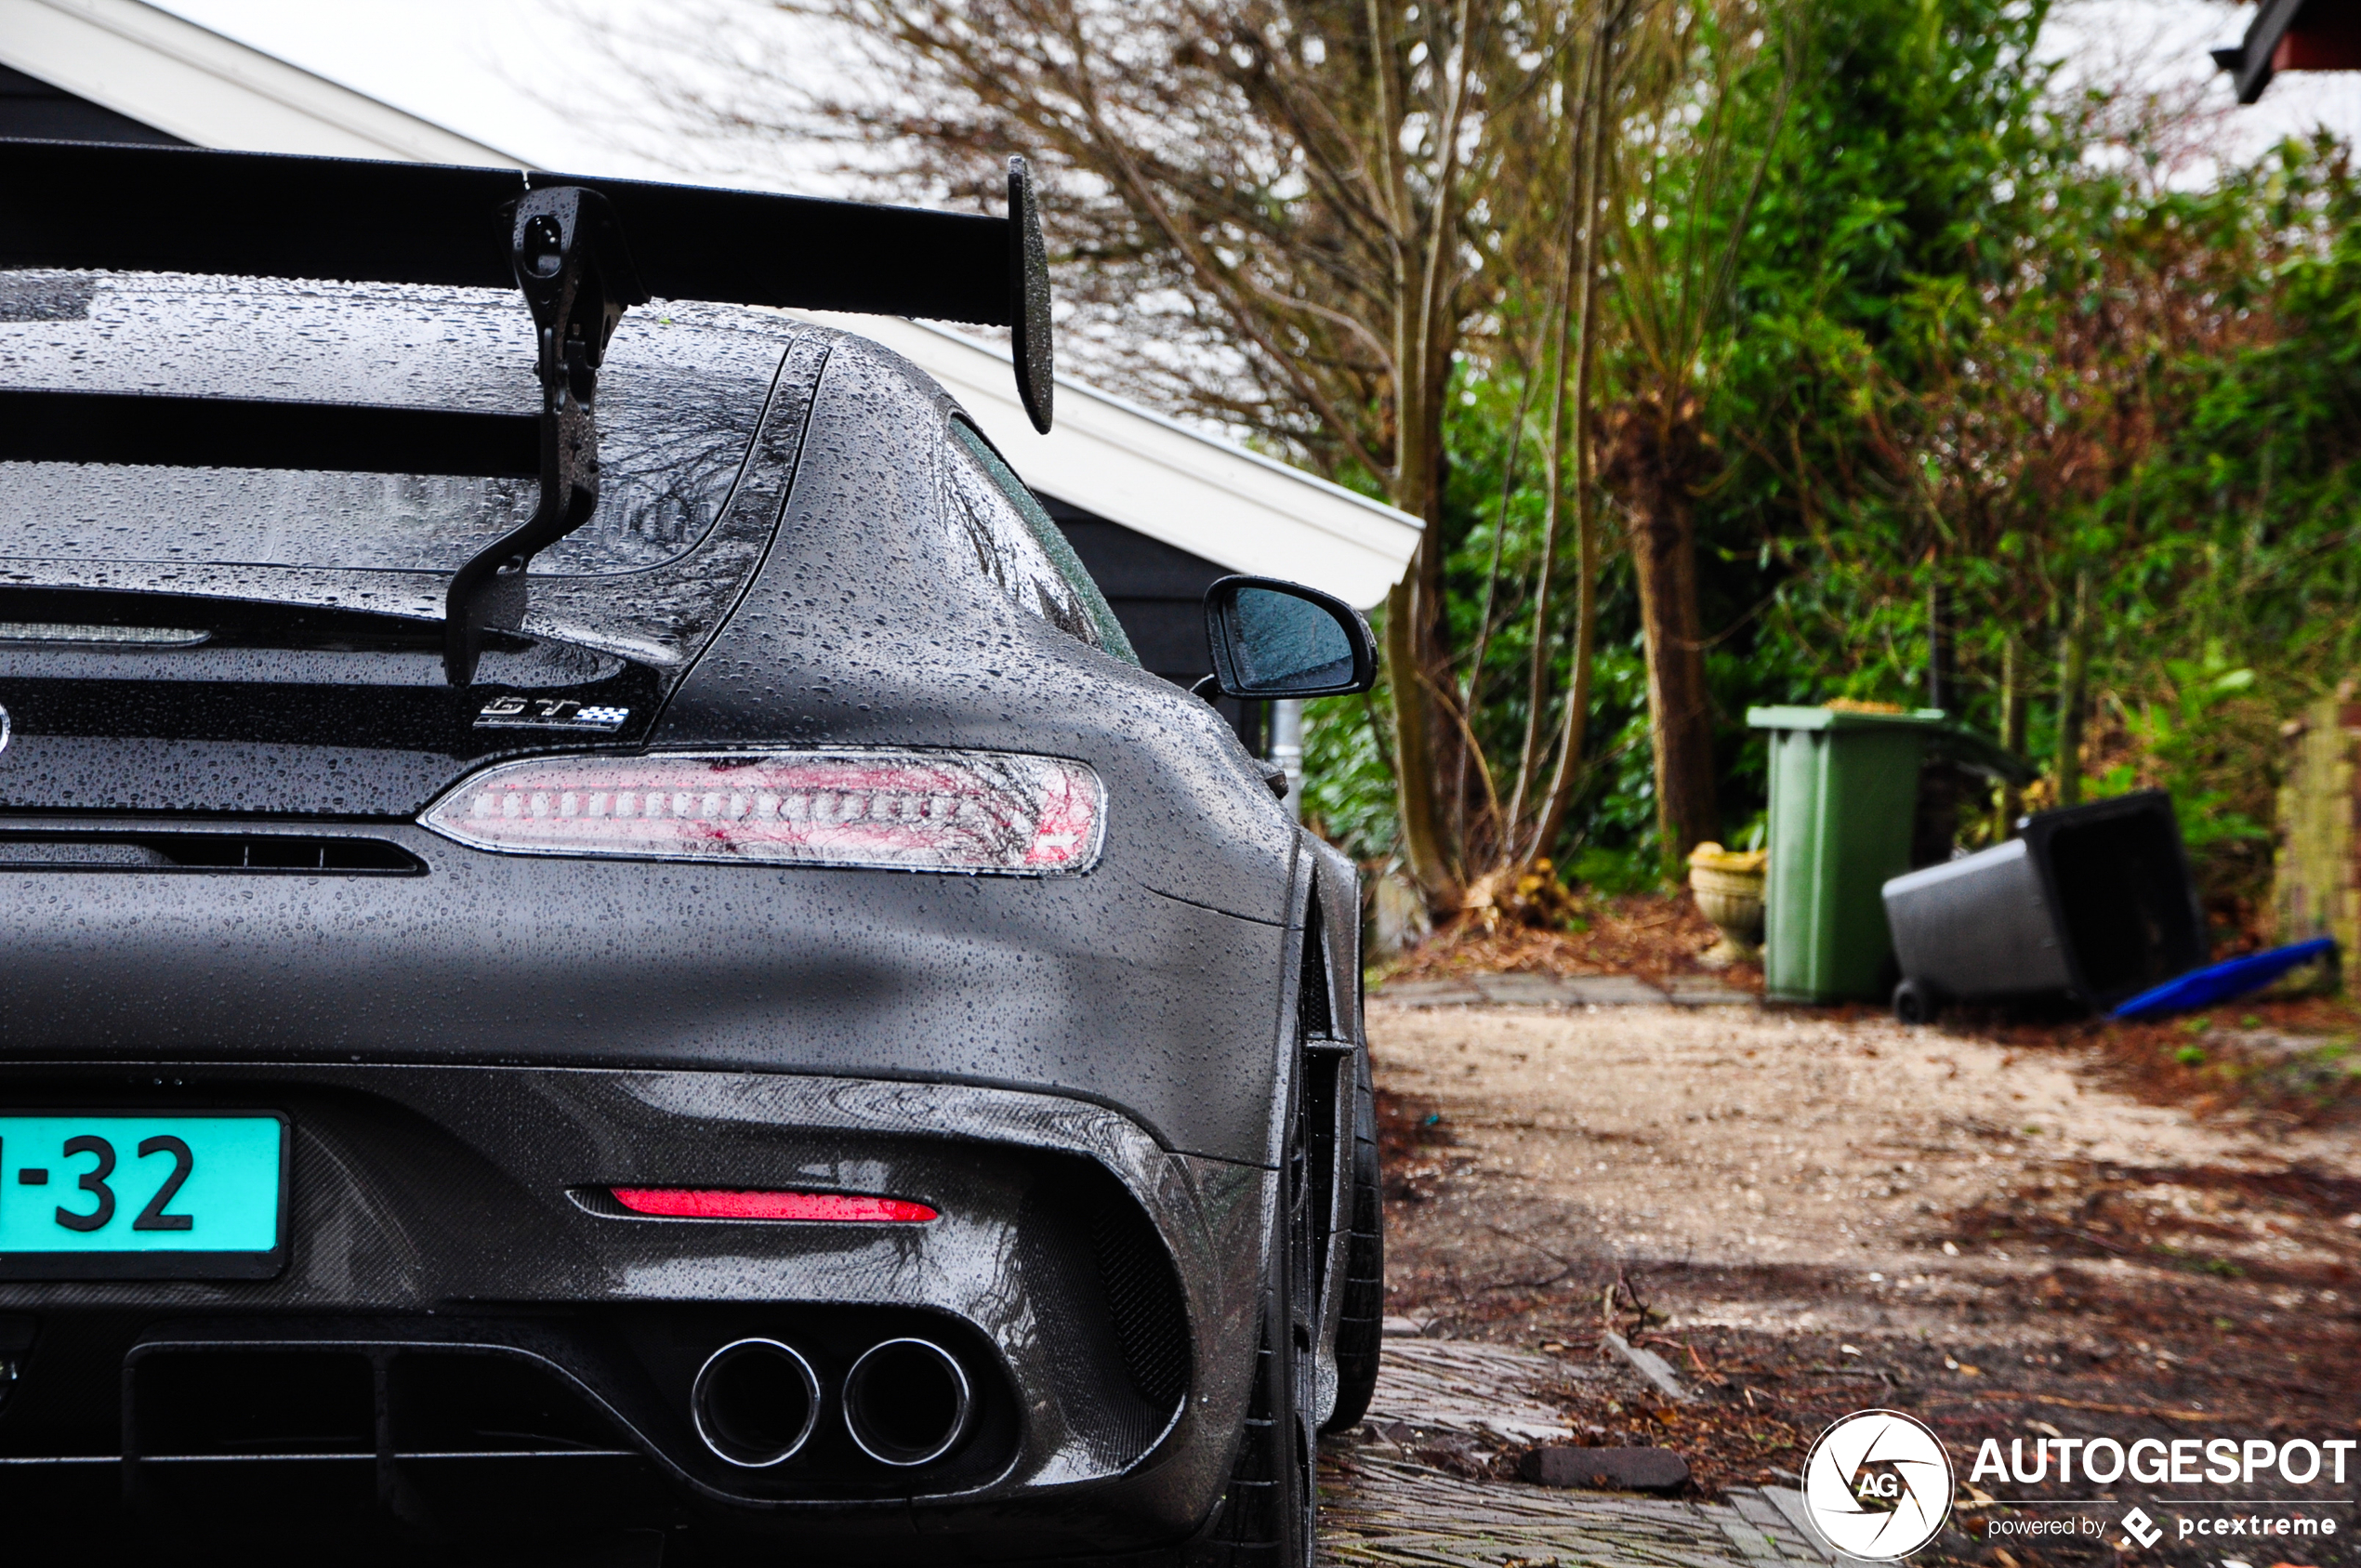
[1042,494,1264,753]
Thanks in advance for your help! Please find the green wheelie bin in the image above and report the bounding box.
[1747,705,1951,1004]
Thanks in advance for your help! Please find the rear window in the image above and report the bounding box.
[943,419,1139,664]
[0,273,782,582]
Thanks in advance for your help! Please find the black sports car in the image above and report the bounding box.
[0,140,1385,1562]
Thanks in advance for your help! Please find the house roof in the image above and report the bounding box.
[2211,0,2361,106]
[0,0,522,165]
[0,0,1421,610]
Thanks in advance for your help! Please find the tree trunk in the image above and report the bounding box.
[2054,570,2091,810]
[1524,34,1615,873]
[1384,570,1448,905]
[1998,631,2028,834]
[1384,364,1459,911]
[1606,396,1718,865]
[1631,488,1718,863]
[1925,559,1952,713]
[1527,458,1599,870]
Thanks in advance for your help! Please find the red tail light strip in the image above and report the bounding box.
[610,1187,938,1222]
[421,749,1103,874]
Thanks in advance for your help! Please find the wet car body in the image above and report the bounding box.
[0,142,1380,1561]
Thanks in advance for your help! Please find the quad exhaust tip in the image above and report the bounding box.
[842,1337,972,1468]
[692,1338,822,1469]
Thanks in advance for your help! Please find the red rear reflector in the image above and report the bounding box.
[610,1188,938,1222]
[421,749,1102,875]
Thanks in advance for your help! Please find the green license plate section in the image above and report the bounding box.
[0,1115,285,1279]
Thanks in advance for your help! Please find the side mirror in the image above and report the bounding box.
[1202,575,1378,700]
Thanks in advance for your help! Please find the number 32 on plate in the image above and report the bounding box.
[0,1116,284,1256]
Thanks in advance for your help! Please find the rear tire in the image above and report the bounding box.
[1186,1294,1313,1568]
[1188,1051,1319,1568]
[1322,1048,1382,1432]
[1893,977,1938,1025]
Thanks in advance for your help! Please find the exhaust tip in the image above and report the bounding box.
[842,1337,973,1468]
[692,1337,821,1469]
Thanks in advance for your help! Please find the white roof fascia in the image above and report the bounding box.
[0,0,525,167]
[794,310,1421,611]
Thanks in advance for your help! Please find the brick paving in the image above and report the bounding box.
[1375,975,1753,1008]
[1322,1340,1834,1568]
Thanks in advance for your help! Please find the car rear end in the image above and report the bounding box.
[0,143,1326,1561]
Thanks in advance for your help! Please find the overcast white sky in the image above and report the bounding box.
[151,0,2361,191]
[153,0,828,183]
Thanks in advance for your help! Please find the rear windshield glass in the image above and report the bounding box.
[943,419,1139,664]
[0,273,782,579]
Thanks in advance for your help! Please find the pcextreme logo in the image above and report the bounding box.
[1801,1410,1956,1561]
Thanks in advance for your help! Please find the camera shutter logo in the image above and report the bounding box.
[1801,1409,1954,1560]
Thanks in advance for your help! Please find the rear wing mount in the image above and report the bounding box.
[443,185,645,684]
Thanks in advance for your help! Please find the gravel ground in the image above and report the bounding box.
[1369,1000,2361,1568]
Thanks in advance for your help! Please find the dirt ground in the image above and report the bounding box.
[1372,998,2361,1567]
[1387,889,1762,991]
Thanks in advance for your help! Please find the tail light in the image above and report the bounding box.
[612,1188,937,1222]
[421,749,1102,874]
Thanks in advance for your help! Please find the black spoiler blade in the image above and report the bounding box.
[0,140,522,289]
[0,139,1054,430]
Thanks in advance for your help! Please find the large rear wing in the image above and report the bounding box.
[0,139,1057,682]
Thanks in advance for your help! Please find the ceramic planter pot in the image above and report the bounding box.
[1687,842,1766,961]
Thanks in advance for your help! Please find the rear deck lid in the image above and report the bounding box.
[0,272,818,813]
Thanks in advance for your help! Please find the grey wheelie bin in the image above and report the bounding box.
[1880,789,2207,1021]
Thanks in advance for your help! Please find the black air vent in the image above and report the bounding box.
[1091,1196,1189,1411]
[0,833,424,875]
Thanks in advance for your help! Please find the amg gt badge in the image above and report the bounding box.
[474,696,629,732]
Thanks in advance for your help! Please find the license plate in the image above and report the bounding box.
[0,1113,287,1279]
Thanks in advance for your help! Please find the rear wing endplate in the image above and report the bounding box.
[0,139,1057,682]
